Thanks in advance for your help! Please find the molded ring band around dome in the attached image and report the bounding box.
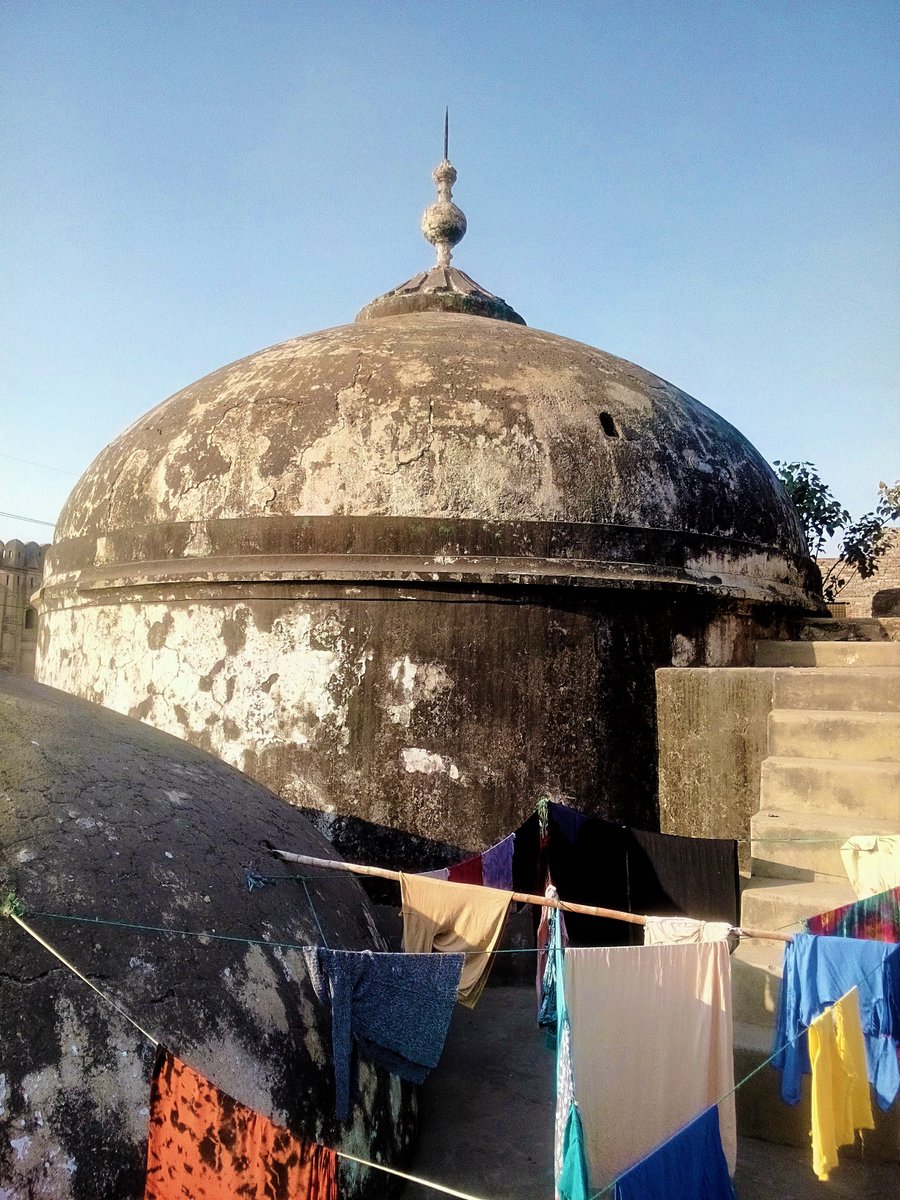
[39,514,822,612]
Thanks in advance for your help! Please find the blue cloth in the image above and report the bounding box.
[772,933,900,1111]
[558,1103,591,1200]
[613,1105,735,1200]
[482,833,515,890]
[302,947,463,1121]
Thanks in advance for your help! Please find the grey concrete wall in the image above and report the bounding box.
[656,667,776,866]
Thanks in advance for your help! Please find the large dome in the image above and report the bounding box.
[48,312,813,605]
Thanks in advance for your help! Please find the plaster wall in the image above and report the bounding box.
[38,582,781,863]
[656,667,776,865]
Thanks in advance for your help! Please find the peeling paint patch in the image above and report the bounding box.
[400,747,460,780]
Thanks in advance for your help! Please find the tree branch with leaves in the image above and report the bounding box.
[773,463,900,603]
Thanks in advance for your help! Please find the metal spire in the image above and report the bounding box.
[421,110,467,268]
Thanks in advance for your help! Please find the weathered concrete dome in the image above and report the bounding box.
[45,313,811,602]
[35,152,819,861]
[0,673,413,1199]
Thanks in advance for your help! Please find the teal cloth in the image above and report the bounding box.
[559,1103,591,1200]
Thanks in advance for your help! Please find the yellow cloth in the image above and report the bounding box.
[808,987,875,1182]
[399,873,511,1008]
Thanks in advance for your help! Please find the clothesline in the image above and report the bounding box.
[271,850,793,942]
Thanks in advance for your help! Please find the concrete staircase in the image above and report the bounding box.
[733,619,900,1158]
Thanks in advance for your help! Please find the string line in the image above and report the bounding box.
[4,902,888,1200]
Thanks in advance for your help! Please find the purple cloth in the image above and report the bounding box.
[482,833,515,890]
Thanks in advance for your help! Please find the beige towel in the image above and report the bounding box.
[566,942,736,1189]
[400,873,511,1008]
[840,835,900,900]
[643,916,732,945]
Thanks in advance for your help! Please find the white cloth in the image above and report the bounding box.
[840,835,900,899]
[643,916,732,945]
[566,942,736,1190]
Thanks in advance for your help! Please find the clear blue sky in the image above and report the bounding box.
[1,1,897,548]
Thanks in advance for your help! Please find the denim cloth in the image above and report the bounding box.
[302,947,463,1121]
[613,1106,735,1200]
[772,933,900,1110]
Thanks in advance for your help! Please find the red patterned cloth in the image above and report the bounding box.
[145,1050,337,1199]
[805,886,900,944]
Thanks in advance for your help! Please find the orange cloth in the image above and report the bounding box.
[144,1050,338,1199]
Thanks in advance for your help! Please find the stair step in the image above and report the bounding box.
[739,877,856,932]
[731,939,786,1025]
[798,617,900,643]
[772,667,900,712]
[759,755,900,821]
[750,810,900,881]
[733,1019,900,1158]
[768,708,900,762]
[755,640,900,667]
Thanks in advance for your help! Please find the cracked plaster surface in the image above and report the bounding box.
[0,673,412,1200]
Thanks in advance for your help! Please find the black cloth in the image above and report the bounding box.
[542,802,740,947]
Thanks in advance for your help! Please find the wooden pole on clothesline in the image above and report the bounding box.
[271,850,792,943]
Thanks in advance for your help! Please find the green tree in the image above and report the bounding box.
[773,463,900,603]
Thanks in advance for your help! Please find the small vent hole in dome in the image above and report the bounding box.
[599,411,619,438]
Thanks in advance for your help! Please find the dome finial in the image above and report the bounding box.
[421,109,467,268]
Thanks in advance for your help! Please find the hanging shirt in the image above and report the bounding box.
[840,836,900,900]
[144,1049,337,1200]
[482,833,516,891]
[643,916,732,945]
[772,933,900,1111]
[301,947,463,1121]
[612,1105,736,1200]
[808,988,875,1181]
[400,873,511,1008]
[806,886,900,944]
[565,942,736,1190]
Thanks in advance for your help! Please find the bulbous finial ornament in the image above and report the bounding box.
[421,111,467,267]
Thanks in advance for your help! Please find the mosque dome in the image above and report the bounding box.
[35,136,819,858]
[48,308,812,603]
[0,672,412,1200]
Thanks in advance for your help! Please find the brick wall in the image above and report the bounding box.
[818,528,900,616]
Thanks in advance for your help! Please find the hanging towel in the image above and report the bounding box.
[643,916,732,945]
[558,1104,591,1200]
[400,873,511,1008]
[840,836,900,900]
[301,947,463,1121]
[808,988,875,1181]
[612,1105,736,1200]
[144,1049,337,1200]
[546,804,740,946]
[772,932,900,1111]
[806,886,900,944]
[447,854,484,886]
[482,832,516,891]
[565,942,736,1189]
